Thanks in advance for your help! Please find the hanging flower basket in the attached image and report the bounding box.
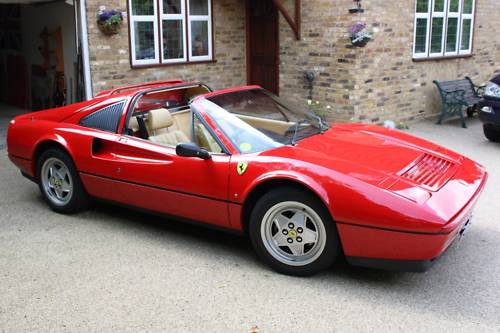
[350,36,370,47]
[350,22,372,47]
[97,7,125,36]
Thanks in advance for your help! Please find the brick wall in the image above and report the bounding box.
[277,0,359,122]
[85,0,246,94]
[85,0,500,124]
[277,0,500,123]
[349,0,500,123]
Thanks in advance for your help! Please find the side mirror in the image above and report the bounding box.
[176,142,211,160]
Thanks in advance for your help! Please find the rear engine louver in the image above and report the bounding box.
[400,154,456,190]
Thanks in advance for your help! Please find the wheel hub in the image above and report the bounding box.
[41,157,73,206]
[261,201,327,267]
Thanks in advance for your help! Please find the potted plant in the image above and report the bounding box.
[97,6,125,35]
[350,22,372,47]
[307,99,332,121]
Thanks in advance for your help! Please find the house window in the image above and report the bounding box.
[413,0,475,59]
[129,0,213,66]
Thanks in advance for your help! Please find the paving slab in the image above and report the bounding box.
[0,117,499,332]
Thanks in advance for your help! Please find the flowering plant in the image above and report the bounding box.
[97,6,125,35]
[307,99,331,119]
[350,22,372,46]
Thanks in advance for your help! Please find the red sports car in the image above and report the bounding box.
[7,81,487,276]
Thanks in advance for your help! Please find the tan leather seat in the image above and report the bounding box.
[195,123,222,153]
[128,116,140,133]
[147,109,189,146]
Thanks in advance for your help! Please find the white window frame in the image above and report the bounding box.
[413,0,475,59]
[444,0,461,56]
[159,0,187,64]
[129,0,160,66]
[413,2,431,58]
[129,0,213,67]
[429,1,446,57]
[187,0,213,62]
[459,1,474,54]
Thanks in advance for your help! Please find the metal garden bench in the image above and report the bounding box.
[433,76,484,128]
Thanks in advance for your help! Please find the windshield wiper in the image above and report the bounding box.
[291,120,305,145]
[316,115,328,134]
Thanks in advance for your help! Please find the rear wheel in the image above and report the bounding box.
[483,124,500,142]
[37,148,89,214]
[249,188,339,276]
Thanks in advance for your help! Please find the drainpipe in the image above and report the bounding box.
[78,0,93,100]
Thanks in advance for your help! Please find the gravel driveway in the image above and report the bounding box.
[1,117,499,332]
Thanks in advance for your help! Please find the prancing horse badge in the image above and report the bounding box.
[237,162,248,175]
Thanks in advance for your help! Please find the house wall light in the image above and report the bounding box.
[349,0,364,14]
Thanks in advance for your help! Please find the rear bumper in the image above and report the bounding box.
[8,154,35,178]
[339,174,486,272]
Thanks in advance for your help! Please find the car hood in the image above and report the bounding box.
[263,123,462,191]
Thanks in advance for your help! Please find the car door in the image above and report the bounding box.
[88,106,232,228]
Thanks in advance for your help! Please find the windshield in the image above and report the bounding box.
[196,89,328,154]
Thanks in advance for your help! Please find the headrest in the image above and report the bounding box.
[128,116,140,132]
[147,109,173,131]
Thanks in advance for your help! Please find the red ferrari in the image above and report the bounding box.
[7,81,487,276]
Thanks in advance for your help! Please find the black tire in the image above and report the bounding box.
[36,148,89,214]
[249,187,339,276]
[466,107,475,118]
[483,124,500,143]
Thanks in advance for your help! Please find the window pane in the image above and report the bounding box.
[415,18,428,53]
[132,0,154,15]
[446,17,458,52]
[134,21,156,60]
[449,0,459,12]
[163,20,184,60]
[189,0,208,15]
[463,0,473,14]
[164,0,181,14]
[194,116,223,153]
[431,17,444,53]
[461,19,472,50]
[191,20,209,57]
[416,0,429,12]
[434,0,444,12]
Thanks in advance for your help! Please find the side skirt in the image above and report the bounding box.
[21,171,37,183]
[92,197,245,237]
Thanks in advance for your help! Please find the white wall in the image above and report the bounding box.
[21,2,77,105]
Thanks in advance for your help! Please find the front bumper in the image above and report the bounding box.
[478,97,500,125]
[345,215,473,272]
[346,257,435,273]
[339,174,487,272]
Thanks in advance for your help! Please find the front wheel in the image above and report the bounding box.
[37,148,89,214]
[249,188,339,276]
[483,124,500,142]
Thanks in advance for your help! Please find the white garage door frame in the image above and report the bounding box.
[77,0,93,100]
[1,0,93,100]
